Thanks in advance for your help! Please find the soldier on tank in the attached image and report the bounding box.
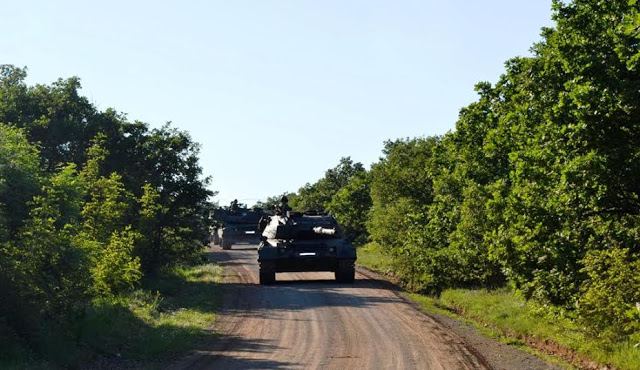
[230,199,239,212]
[275,195,291,216]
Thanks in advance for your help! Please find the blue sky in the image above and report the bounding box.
[1,1,553,206]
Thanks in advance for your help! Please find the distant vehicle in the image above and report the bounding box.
[212,202,267,250]
[257,211,357,284]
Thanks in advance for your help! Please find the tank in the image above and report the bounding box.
[257,211,357,284]
[213,203,266,250]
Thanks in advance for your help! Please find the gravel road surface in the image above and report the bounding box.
[171,245,560,370]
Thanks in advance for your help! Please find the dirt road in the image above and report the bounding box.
[172,246,558,370]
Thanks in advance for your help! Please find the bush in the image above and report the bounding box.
[578,247,640,342]
[90,228,142,296]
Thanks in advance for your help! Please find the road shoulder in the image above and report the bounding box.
[356,267,567,370]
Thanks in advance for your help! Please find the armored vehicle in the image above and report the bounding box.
[213,202,266,250]
[257,211,357,284]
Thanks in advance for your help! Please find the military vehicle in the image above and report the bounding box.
[212,202,266,250]
[257,211,357,284]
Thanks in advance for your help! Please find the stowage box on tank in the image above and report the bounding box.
[257,211,357,284]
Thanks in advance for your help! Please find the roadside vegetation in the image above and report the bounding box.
[0,66,217,367]
[358,244,640,370]
[1,261,223,369]
[263,1,640,368]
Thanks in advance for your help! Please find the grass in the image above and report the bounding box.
[357,244,640,370]
[0,262,224,369]
[436,289,640,369]
[80,263,223,361]
[356,242,395,274]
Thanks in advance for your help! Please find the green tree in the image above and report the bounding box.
[0,66,215,274]
[290,157,365,211]
[76,136,141,296]
[578,247,640,341]
[132,124,214,272]
[254,192,296,213]
[136,183,166,272]
[17,164,88,318]
[0,125,43,340]
[326,170,371,241]
[368,137,438,252]
[0,125,41,241]
[0,66,97,171]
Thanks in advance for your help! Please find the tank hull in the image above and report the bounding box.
[214,207,266,249]
[270,258,348,273]
[258,252,356,273]
[258,240,357,284]
[220,227,260,244]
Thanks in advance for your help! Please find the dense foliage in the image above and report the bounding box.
[267,0,640,345]
[289,157,365,212]
[0,66,214,360]
[282,157,369,239]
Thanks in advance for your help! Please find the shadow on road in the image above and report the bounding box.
[205,246,406,318]
[216,281,404,319]
[168,336,292,369]
[186,355,290,369]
